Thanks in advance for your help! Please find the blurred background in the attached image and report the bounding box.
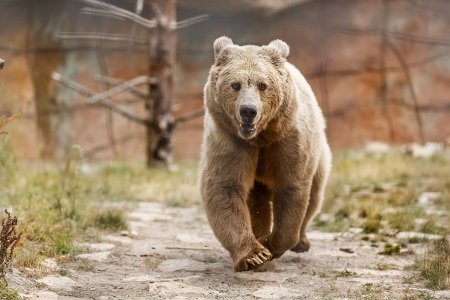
[1,0,449,163]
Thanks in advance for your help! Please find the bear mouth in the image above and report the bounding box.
[239,123,256,137]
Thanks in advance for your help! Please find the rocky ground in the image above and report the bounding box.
[8,201,450,300]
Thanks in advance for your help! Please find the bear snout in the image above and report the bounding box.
[239,104,258,124]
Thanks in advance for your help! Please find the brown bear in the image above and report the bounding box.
[200,36,332,272]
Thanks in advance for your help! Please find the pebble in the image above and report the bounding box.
[77,251,111,262]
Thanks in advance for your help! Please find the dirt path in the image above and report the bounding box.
[11,202,450,299]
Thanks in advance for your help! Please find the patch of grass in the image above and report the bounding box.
[400,290,437,300]
[53,232,75,255]
[92,209,128,231]
[414,238,450,290]
[0,282,20,300]
[386,207,424,231]
[419,220,447,235]
[381,244,401,255]
[335,268,357,277]
[322,150,450,239]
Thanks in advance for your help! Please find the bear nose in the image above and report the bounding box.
[239,104,257,122]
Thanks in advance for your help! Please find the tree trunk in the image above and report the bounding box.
[146,0,176,167]
[28,1,71,159]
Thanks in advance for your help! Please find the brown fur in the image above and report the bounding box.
[200,37,332,271]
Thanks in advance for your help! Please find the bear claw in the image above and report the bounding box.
[237,249,272,271]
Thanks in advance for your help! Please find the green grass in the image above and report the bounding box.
[319,151,450,238]
[0,282,21,300]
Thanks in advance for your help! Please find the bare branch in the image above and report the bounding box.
[80,0,157,29]
[89,76,154,104]
[174,14,209,29]
[58,32,148,44]
[52,72,148,125]
[93,75,149,99]
[81,7,127,21]
[175,109,204,125]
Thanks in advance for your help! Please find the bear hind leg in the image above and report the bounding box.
[247,181,272,241]
[291,154,330,253]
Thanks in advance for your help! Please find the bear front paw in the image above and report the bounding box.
[234,248,272,272]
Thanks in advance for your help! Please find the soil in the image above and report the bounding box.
[10,202,450,300]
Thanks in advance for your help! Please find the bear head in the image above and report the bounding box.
[206,36,293,141]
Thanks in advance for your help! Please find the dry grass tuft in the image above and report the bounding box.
[414,237,450,290]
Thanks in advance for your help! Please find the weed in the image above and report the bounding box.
[93,209,127,231]
[0,210,22,284]
[381,244,401,255]
[335,268,357,277]
[362,218,381,234]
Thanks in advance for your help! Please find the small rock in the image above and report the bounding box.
[77,251,111,262]
[339,248,354,254]
[253,286,301,299]
[364,141,390,155]
[102,235,133,245]
[80,243,115,252]
[403,142,443,158]
[418,192,441,206]
[37,275,81,292]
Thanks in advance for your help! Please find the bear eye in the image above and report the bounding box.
[231,82,241,91]
[258,83,267,91]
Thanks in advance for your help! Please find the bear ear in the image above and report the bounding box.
[213,36,233,62]
[268,39,290,59]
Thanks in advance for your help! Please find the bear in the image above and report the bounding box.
[199,36,332,272]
